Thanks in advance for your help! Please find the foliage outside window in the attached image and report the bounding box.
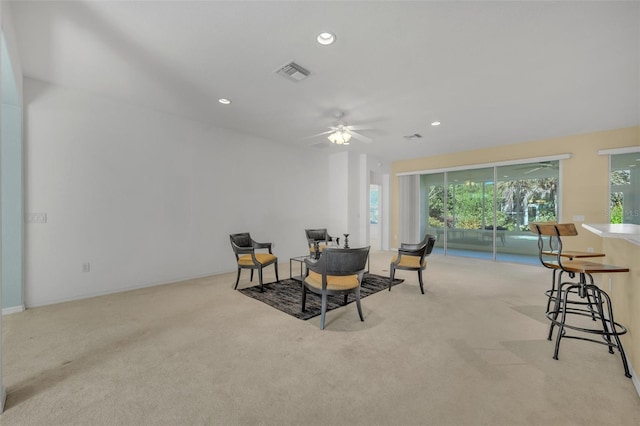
[609,152,639,225]
[370,186,379,224]
[423,163,558,232]
[414,161,560,263]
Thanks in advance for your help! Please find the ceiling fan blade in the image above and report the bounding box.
[346,125,373,131]
[302,130,333,139]
[350,131,373,144]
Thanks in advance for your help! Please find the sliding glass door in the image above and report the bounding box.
[421,173,445,252]
[445,168,495,260]
[495,162,559,262]
[414,160,560,263]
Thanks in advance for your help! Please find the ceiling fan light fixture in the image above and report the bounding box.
[317,32,336,45]
[328,129,351,145]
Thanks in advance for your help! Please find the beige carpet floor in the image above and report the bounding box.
[2,251,640,425]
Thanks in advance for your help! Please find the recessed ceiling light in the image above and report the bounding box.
[431,121,441,126]
[317,32,336,45]
[218,98,231,105]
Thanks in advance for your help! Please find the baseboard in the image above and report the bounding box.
[25,269,231,309]
[2,304,25,315]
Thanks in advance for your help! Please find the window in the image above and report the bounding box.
[610,152,640,225]
[370,185,379,224]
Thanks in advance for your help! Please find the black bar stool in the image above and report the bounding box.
[530,223,631,378]
[529,223,606,338]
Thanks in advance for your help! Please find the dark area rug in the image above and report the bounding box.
[238,274,404,320]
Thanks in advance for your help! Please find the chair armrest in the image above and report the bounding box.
[304,256,324,273]
[252,240,273,253]
[231,243,259,264]
[400,242,422,250]
[398,246,422,254]
[231,241,255,255]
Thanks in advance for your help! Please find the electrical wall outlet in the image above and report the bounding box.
[572,215,585,222]
[82,263,91,273]
[26,212,47,223]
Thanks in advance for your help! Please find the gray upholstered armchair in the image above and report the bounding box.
[305,228,340,257]
[303,246,370,330]
[389,234,436,294]
[229,232,279,292]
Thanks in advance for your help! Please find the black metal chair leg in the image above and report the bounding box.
[604,291,632,378]
[234,268,241,289]
[301,285,307,312]
[580,273,598,322]
[546,269,558,313]
[355,288,364,321]
[548,279,568,341]
[258,268,264,292]
[389,267,395,291]
[418,270,425,294]
[553,284,575,360]
[274,262,279,282]
[320,291,328,330]
[586,280,615,353]
[612,331,633,379]
[250,269,254,282]
[547,270,562,339]
[594,287,631,378]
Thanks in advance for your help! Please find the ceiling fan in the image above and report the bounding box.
[305,112,373,145]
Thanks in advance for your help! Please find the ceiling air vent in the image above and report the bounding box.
[276,61,311,82]
[404,133,423,140]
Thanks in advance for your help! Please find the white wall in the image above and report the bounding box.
[328,151,381,249]
[24,78,329,307]
[356,153,369,247]
[328,151,349,238]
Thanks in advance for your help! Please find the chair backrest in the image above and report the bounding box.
[320,247,370,276]
[529,222,578,237]
[305,228,329,243]
[229,232,252,252]
[401,234,436,259]
[424,234,437,257]
[529,222,578,267]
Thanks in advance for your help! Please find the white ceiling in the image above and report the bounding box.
[9,1,640,162]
